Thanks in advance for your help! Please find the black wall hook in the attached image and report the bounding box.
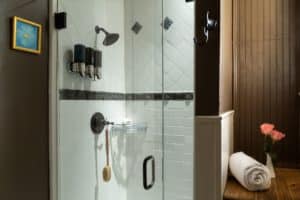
[194,11,218,46]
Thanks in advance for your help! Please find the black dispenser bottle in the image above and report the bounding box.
[94,50,102,80]
[85,47,95,78]
[73,44,86,76]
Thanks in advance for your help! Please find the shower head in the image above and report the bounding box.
[103,33,119,46]
[95,26,120,46]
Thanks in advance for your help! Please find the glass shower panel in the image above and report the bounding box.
[56,1,164,200]
[162,1,195,200]
[124,1,164,200]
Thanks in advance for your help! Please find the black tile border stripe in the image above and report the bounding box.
[59,89,194,101]
[59,90,125,100]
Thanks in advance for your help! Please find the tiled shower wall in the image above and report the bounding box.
[56,1,194,200]
[57,0,125,92]
[59,101,126,200]
[124,1,195,200]
[57,1,127,200]
[163,2,194,199]
[125,0,194,93]
[163,0,195,93]
[164,101,194,200]
[124,1,164,200]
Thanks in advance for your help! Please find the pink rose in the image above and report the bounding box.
[260,123,275,135]
[271,130,286,142]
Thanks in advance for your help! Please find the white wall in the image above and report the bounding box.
[124,1,195,200]
[164,100,194,200]
[194,111,234,200]
[55,1,195,200]
[125,100,163,200]
[124,0,163,93]
[125,0,194,94]
[123,1,164,199]
[124,100,194,200]
[163,2,195,200]
[58,0,125,92]
[56,1,127,200]
[163,0,194,93]
[59,101,126,200]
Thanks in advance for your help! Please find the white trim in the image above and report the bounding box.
[194,110,234,200]
[49,0,58,200]
[196,110,235,121]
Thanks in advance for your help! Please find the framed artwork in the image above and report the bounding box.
[12,16,42,54]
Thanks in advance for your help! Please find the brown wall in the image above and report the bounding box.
[219,0,233,114]
[0,1,49,199]
[195,0,233,116]
[233,0,300,166]
[195,0,220,116]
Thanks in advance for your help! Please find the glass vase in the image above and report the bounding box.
[266,153,276,178]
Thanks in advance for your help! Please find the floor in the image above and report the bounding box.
[224,168,300,200]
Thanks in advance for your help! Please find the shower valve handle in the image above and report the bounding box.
[90,112,114,135]
[101,120,114,126]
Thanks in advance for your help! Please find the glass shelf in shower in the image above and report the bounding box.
[111,122,148,134]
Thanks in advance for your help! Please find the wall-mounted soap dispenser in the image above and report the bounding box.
[69,45,102,80]
[85,47,94,78]
[72,44,86,77]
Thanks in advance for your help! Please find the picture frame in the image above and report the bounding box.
[12,16,42,54]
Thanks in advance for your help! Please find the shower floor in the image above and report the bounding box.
[224,168,300,200]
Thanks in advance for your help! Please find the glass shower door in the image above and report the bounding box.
[55,1,164,200]
[119,0,165,200]
[162,1,195,200]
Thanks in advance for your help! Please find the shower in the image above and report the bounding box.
[51,1,195,200]
[95,25,119,46]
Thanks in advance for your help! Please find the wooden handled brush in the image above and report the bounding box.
[103,127,111,182]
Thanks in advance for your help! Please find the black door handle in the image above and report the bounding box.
[143,156,155,190]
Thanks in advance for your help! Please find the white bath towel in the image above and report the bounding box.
[229,152,271,191]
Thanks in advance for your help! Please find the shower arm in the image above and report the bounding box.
[95,26,108,35]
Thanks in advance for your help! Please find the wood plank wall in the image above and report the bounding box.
[233,0,300,166]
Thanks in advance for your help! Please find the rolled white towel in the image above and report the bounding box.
[229,152,271,191]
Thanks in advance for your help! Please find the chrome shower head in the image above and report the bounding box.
[95,26,120,46]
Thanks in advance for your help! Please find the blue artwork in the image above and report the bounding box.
[16,20,38,50]
[12,16,41,54]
